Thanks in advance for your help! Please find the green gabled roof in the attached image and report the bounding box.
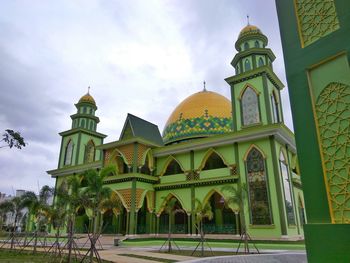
[120,113,164,145]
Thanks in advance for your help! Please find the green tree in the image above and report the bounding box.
[99,193,123,232]
[21,185,53,253]
[0,129,26,149]
[0,196,27,249]
[222,183,247,235]
[193,198,213,257]
[79,165,116,262]
[160,197,183,253]
[222,183,258,254]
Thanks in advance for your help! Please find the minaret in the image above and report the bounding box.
[225,24,285,132]
[57,88,106,168]
[71,87,99,131]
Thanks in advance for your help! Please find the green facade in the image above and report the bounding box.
[275,0,350,261]
[48,25,305,240]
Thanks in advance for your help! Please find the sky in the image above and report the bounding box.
[0,0,293,195]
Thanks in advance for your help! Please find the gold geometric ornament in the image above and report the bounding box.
[315,82,350,223]
[294,0,340,47]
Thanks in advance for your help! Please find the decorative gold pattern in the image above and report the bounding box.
[137,144,149,166]
[118,188,144,211]
[294,0,340,47]
[230,165,237,176]
[163,90,232,144]
[79,92,96,105]
[119,144,134,165]
[146,191,154,212]
[104,149,112,164]
[315,82,350,223]
[239,25,262,38]
[165,90,232,126]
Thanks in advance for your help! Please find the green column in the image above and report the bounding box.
[269,135,287,235]
[128,177,137,235]
[191,185,196,235]
[156,214,160,236]
[235,212,240,235]
[187,213,191,235]
[126,211,130,236]
[262,73,272,124]
[190,151,196,235]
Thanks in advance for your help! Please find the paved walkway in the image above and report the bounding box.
[0,234,307,263]
[93,236,306,263]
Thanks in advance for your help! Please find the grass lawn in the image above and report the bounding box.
[0,249,112,263]
[122,238,306,251]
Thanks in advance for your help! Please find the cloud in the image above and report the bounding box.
[0,0,294,194]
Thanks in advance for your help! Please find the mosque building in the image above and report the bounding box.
[48,24,305,239]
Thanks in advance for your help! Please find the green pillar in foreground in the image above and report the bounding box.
[275,1,350,262]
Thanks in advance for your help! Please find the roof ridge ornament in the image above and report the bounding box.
[87,86,91,95]
[203,81,207,92]
[247,15,250,26]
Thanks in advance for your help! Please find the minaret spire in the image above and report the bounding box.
[87,86,91,94]
[203,81,207,92]
[247,15,250,25]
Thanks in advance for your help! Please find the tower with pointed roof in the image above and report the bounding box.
[56,90,106,169]
[226,24,284,132]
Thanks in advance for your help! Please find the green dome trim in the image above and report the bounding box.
[163,115,233,144]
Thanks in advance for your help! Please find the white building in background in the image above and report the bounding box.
[0,190,28,231]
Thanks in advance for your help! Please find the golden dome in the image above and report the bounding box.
[79,92,96,105]
[239,24,262,38]
[163,90,232,144]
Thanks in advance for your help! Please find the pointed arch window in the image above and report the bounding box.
[244,59,251,71]
[164,159,183,176]
[258,57,264,67]
[140,155,151,175]
[84,140,95,164]
[279,152,295,225]
[81,119,85,128]
[89,121,93,131]
[244,42,249,50]
[114,155,128,174]
[241,87,260,126]
[202,152,226,170]
[246,147,272,225]
[271,92,280,123]
[255,40,260,48]
[64,140,74,166]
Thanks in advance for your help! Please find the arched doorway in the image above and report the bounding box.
[137,199,148,234]
[159,197,188,234]
[203,192,236,234]
[75,207,90,233]
[101,209,117,234]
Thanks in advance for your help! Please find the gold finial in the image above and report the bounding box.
[203,81,207,92]
[87,86,91,94]
[247,15,250,25]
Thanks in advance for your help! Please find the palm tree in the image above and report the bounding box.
[99,193,123,233]
[222,183,258,254]
[44,182,68,258]
[79,165,115,262]
[222,183,247,235]
[159,197,183,253]
[193,198,213,257]
[80,166,115,234]
[21,185,53,253]
[64,175,85,263]
[0,196,26,249]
